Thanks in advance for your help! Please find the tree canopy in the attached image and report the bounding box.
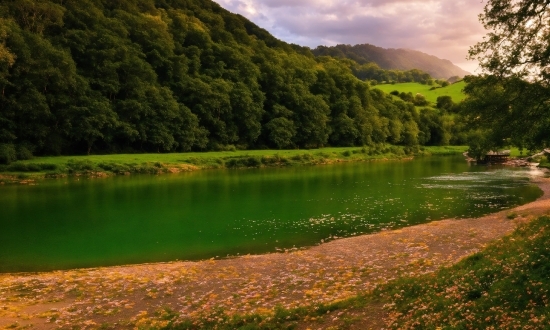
[0,0,456,163]
[463,0,550,152]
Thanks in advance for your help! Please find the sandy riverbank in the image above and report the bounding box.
[1,175,549,329]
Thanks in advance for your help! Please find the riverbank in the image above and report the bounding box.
[0,175,548,329]
[0,145,466,184]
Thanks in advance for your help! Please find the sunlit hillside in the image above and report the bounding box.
[374,81,467,104]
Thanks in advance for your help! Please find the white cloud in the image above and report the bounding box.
[216,0,487,73]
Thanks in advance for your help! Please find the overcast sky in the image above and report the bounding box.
[215,0,488,74]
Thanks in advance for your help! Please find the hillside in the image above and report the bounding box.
[0,0,444,162]
[313,44,470,80]
[375,81,467,104]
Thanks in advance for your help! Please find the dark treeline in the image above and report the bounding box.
[0,0,448,163]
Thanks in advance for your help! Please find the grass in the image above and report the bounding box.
[152,216,550,329]
[374,81,467,104]
[539,158,550,169]
[0,145,468,182]
[381,215,550,329]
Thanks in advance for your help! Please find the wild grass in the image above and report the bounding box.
[0,145,468,179]
[375,81,467,104]
[381,215,550,329]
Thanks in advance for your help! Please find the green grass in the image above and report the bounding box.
[0,146,468,181]
[374,81,467,104]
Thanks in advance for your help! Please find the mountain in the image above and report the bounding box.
[0,0,429,161]
[312,44,470,80]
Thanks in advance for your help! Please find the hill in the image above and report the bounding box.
[375,81,467,104]
[313,44,470,80]
[0,0,435,162]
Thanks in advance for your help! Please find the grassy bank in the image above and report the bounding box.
[0,145,467,183]
[381,215,550,329]
[149,215,550,329]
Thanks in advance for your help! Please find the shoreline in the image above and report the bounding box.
[1,175,548,329]
[0,146,464,185]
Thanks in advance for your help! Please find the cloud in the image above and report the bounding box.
[216,0,487,73]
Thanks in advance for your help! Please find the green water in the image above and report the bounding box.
[0,156,544,272]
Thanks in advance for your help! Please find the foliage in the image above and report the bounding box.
[0,143,16,164]
[313,44,470,80]
[462,75,550,151]
[465,129,495,161]
[465,0,550,151]
[0,0,471,160]
[469,0,550,83]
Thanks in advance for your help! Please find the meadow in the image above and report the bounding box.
[374,81,467,104]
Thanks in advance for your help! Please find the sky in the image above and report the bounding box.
[215,0,488,74]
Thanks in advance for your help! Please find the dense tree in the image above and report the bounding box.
[0,0,460,163]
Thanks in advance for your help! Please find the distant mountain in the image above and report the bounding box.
[312,44,470,80]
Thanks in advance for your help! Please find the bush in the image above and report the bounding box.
[66,159,95,173]
[97,162,130,174]
[16,146,34,160]
[39,163,58,171]
[245,157,261,167]
[0,144,17,165]
[6,162,41,172]
[389,146,405,156]
[226,157,262,168]
[301,153,313,161]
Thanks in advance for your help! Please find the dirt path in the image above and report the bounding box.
[1,177,549,330]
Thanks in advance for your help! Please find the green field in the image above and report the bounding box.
[374,81,467,104]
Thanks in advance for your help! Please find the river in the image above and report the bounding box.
[0,155,544,272]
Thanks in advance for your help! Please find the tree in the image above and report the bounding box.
[436,96,454,111]
[465,0,550,150]
[469,0,550,83]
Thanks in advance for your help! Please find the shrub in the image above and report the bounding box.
[66,159,95,173]
[39,163,58,171]
[226,157,262,168]
[16,146,34,160]
[301,153,314,161]
[245,157,261,167]
[98,162,130,174]
[342,150,352,157]
[7,162,41,172]
[261,156,276,165]
[0,144,17,165]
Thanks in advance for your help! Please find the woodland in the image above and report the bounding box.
[0,0,464,164]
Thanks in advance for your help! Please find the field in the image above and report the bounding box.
[374,81,467,104]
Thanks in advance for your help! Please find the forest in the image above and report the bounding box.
[0,0,462,164]
[312,44,469,81]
